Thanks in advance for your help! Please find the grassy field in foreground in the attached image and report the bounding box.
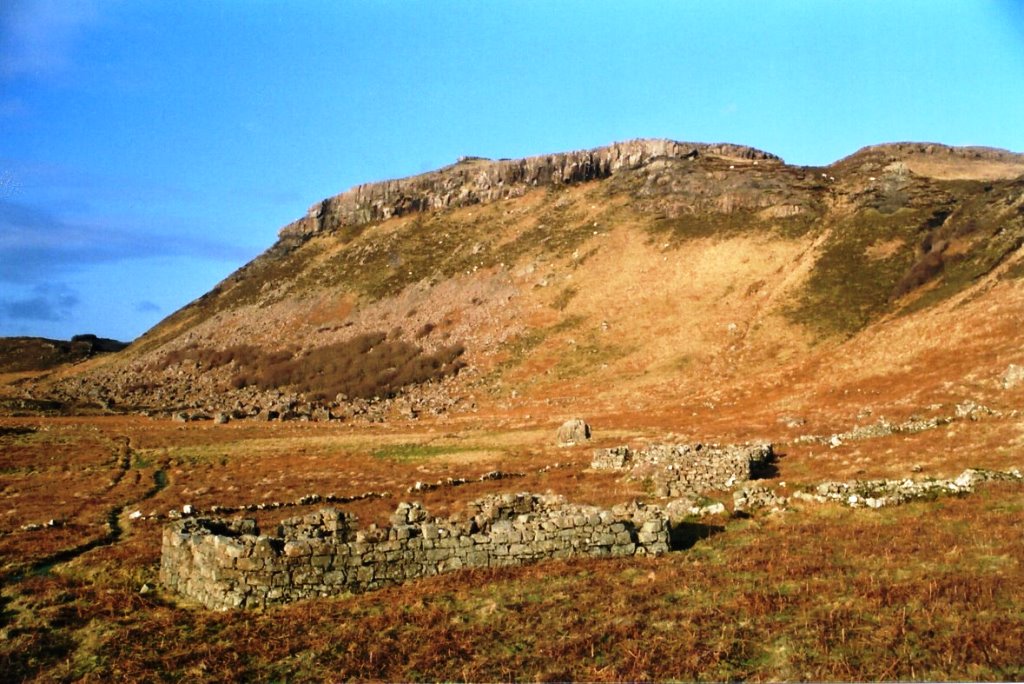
[1,416,1023,681]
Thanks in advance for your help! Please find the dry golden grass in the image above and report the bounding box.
[2,393,1023,681]
[903,156,1024,181]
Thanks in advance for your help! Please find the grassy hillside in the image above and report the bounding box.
[3,140,1024,681]
[29,140,1019,422]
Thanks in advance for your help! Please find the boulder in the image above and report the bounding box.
[556,418,591,446]
[1002,364,1024,390]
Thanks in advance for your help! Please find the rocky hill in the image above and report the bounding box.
[0,335,127,374]
[21,138,1024,423]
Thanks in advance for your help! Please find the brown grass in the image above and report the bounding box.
[2,410,1023,681]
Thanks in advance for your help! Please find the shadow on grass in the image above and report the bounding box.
[0,594,14,629]
[751,450,782,480]
[669,521,725,551]
[0,425,37,438]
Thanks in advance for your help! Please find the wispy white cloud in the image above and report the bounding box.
[0,282,79,322]
[0,199,255,283]
[0,0,99,80]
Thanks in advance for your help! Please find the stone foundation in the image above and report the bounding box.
[161,492,670,610]
[795,467,1023,509]
[591,443,774,497]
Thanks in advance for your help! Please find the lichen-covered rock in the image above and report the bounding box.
[591,445,632,469]
[556,418,591,446]
[733,486,788,514]
[955,400,998,421]
[1002,364,1024,390]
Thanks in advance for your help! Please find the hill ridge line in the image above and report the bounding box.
[278,138,781,241]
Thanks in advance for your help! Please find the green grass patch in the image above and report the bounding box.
[499,328,548,366]
[130,452,154,469]
[646,210,761,244]
[371,443,473,462]
[552,337,633,379]
[900,234,1024,316]
[551,285,578,311]
[787,208,923,336]
[491,315,585,379]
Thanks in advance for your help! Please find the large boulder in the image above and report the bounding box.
[556,418,591,446]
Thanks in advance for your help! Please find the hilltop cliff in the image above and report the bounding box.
[279,139,781,242]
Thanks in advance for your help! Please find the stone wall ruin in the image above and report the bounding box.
[591,442,774,498]
[161,492,670,610]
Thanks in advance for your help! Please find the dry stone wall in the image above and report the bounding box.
[161,492,670,610]
[794,467,1023,509]
[734,467,1023,513]
[592,443,774,497]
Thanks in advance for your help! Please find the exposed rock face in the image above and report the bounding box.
[279,139,781,241]
[1002,364,1024,390]
[160,493,670,610]
[592,443,774,497]
[557,418,592,446]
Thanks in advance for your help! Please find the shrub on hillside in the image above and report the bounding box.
[153,332,465,400]
[152,344,265,372]
[225,333,465,400]
[891,247,946,299]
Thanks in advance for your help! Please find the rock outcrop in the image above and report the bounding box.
[279,139,780,241]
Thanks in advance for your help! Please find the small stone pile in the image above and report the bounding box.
[591,443,774,497]
[954,401,999,421]
[407,470,523,493]
[733,486,788,514]
[161,492,670,610]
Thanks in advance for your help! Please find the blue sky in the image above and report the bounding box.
[1,1,1023,341]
